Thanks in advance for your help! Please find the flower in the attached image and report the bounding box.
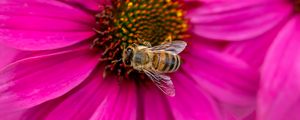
[0,0,259,119]
[188,0,300,120]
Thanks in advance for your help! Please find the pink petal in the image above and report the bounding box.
[1,110,25,120]
[0,44,20,69]
[181,45,259,118]
[0,41,93,71]
[224,18,287,68]
[61,0,110,12]
[90,80,137,120]
[19,68,124,120]
[167,72,222,120]
[0,0,95,50]
[186,0,292,41]
[0,46,100,113]
[243,112,255,120]
[139,83,175,120]
[258,15,300,120]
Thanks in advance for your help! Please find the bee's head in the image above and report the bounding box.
[122,46,135,66]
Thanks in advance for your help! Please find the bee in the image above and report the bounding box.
[122,40,187,96]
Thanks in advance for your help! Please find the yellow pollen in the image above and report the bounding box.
[177,11,183,17]
[128,2,133,8]
[182,23,188,29]
[128,2,133,7]
[122,28,128,34]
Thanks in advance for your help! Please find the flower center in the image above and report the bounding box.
[93,0,188,79]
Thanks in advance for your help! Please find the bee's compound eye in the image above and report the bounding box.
[126,48,132,54]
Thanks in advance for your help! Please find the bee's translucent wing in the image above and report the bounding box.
[143,69,175,97]
[150,41,187,55]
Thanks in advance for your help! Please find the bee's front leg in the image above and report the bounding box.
[133,66,143,73]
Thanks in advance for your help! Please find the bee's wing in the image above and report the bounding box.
[143,69,175,97]
[150,41,187,55]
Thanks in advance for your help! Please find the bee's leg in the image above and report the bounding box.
[132,66,142,73]
[132,43,138,47]
[125,69,134,79]
[138,38,151,47]
[137,68,145,73]
[144,42,151,47]
[137,38,144,43]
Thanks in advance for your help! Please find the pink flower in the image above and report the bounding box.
[0,0,259,119]
[187,0,300,120]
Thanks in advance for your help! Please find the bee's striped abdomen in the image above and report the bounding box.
[152,52,181,73]
[168,55,176,71]
[167,54,181,72]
